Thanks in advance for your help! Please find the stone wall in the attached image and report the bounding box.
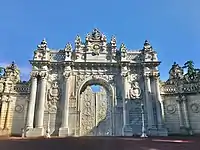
[161,61,200,135]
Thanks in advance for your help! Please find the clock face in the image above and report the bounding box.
[92,44,100,55]
[93,44,100,50]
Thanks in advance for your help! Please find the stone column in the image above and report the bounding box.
[0,96,8,129]
[26,73,38,128]
[154,76,163,128]
[4,99,12,130]
[144,74,154,129]
[59,72,70,137]
[35,72,47,128]
[122,73,127,126]
[181,95,191,130]
[176,99,184,127]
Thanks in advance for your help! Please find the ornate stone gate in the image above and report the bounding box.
[23,28,167,137]
[78,77,114,136]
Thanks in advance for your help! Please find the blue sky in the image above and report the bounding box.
[0,0,200,81]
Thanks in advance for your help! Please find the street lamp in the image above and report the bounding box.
[140,103,148,138]
[46,109,51,138]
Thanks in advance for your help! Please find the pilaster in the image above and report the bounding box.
[153,74,168,136]
[179,95,193,135]
[121,72,129,135]
[144,73,154,129]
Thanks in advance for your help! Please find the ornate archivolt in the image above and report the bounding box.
[76,74,115,96]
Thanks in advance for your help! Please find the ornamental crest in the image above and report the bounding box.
[129,81,141,100]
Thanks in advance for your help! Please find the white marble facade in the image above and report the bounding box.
[6,29,196,137]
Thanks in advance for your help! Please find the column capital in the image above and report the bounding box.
[153,72,160,78]
[176,94,187,103]
[31,71,39,79]
[39,71,48,79]
[180,94,187,102]
[1,95,12,103]
[63,72,70,79]
[144,72,151,78]
[121,72,128,77]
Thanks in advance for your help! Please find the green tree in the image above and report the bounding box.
[0,66,5,76]
[182,60,200,79]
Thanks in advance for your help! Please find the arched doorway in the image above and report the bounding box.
[78,78,113,136]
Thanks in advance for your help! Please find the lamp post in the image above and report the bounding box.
[140,103,148,138]
[46,109,51,138]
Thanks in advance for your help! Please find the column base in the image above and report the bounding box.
[0,128,9,137]
[123,125,133,136]
[25,127,44,137]
[147,126,168,136]
[59,127,69,137]
[180,126,193,135]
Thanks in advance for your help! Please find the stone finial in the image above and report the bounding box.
[75,35,81,44]
[110,36,116,46]
[91,28,101,40]
[120,43,126,52]
[4,62,20,84]
[143,40,152,51]
[64,43,73,52]
[168,62,184,80]
[37,38,48,50]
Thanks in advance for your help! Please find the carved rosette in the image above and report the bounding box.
[166,104,176,114]
[15,104,24,113]
[190,103,200,113]
[48,81,60,112]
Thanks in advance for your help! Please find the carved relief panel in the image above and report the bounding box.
[128,74,142,100]
[47,81,61,113]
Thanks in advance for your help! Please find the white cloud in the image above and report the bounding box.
[0,62,31,81]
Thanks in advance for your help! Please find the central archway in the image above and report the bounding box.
[77,77,114,136]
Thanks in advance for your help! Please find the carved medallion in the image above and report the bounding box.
[15,104,24,113]
[166,104,176,114]
[190,103,200,113]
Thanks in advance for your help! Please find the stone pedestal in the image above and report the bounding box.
[123,125,133,136]
[25,128,44,137]
[59,127,69,137]
[147,127,168,136]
